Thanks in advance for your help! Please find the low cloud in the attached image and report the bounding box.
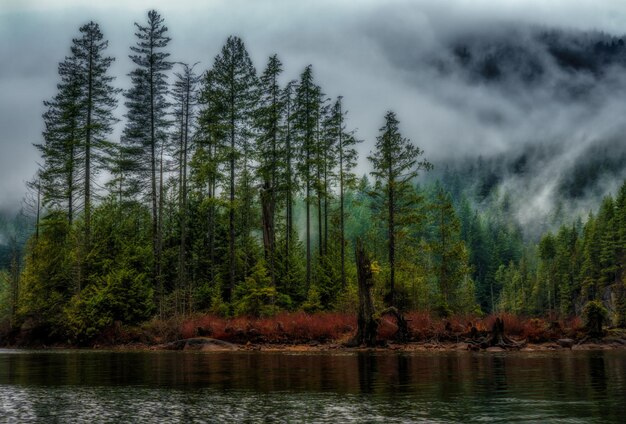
[1,0,626,227]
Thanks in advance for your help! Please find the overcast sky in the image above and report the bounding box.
[2,0,626,211]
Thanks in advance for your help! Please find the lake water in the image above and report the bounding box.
[0,349,625,423]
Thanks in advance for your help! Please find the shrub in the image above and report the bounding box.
[64,268,154,343]
[583,300,608,337]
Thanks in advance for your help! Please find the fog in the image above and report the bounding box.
[1,0,626,229]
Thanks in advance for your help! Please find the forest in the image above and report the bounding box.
[1,10,625,345]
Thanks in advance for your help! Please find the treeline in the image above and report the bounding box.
[496,183,626,324]
[6,10,475,342]
[2,10,625,343]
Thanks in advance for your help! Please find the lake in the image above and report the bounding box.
[0,349,625,423]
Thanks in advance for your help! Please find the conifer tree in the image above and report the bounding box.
[123,10,172,305]
[368,111,431,307]
[73,22,120,245]
[429,185,472,314]
[328,96,360,288]
[281,80,297,280]
[194,68,225,285]
[293,65,320,288]
[255,55,284,287]
[36,54,82,224]
[37,22,119,236]
[172,62,199,313]
[209,36,258,301]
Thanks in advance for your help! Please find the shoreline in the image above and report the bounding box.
[5,338,624,353]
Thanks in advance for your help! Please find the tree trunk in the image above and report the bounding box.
[350,239,378,347]
[261,181,275,286]
[388,182,395,307]
[285,87,293,283]
[306,166,311,290]
[228,96,235,303]
[339,112,345,289]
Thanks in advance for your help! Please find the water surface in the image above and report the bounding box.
[0,349,625,423]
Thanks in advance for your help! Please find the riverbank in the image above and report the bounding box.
[98,336,626,353]
[3,311,626,351]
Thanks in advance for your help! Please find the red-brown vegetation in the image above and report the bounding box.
[113,311,586,347]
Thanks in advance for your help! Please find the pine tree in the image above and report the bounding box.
[72,22,120,245]
[598,196,619,288]
[193,68,225,287]
[368,111,431,307]
[328,96,360,288]
[281,80,297,283]
[36,22,119,235]
[36,54,82,224]
[209,36,258,301]
[255,55,284,287]
[538,232,557,312]
[123,10,172,307]
[293,65,320,289]
[172,62,199,314]
[429,185,472,314]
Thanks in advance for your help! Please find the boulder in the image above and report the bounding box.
[556,338,575,349]
[164,337,237,351]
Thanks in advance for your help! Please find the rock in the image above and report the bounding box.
[485,346,505,352]
[455,343,469,351]
[556,338,575,349]
[164,337,237,351]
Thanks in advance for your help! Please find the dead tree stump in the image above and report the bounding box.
[349,239,378,347]
[467,317,525,350]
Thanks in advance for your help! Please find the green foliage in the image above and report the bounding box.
[64,268,153,343]
[302,285,323,314]
[583,300,608,336]
[0,271,11,322]
[233,261,283,317]
[427,185,475,314]
[368,111,432,307]
[18,214,74,338]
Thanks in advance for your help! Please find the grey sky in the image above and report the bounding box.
[2,0,626,214]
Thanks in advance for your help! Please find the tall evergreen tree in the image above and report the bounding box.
[73,22,119,245]
[281,80,297,281]
[209,35,258,301]
[368,111,431,307]
[328,96,360,288]
[194,68,225,286]
[172,62,199,314]
[428,185,472,314]
[293,65,320,288]
[37,22,119,236]
[255,54,284,287]
[123,10,172,306]
[36,54,82,224]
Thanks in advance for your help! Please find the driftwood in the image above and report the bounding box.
[467,317,526,350]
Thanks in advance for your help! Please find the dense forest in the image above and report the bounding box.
[1,10,625,343]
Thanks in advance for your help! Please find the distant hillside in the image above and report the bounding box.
[404,27,626,238]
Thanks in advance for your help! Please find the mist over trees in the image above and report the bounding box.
[1,9,625,342]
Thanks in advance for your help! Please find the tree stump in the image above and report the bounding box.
[349,239,378,347]
[467,317,525,350]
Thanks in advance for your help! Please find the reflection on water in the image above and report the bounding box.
[0,349,625,423]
